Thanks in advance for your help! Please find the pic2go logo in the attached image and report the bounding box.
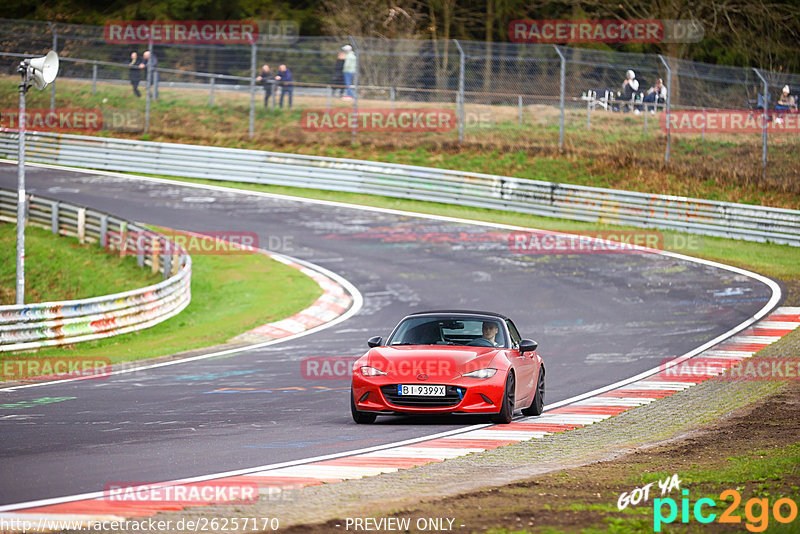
[654,489,799,532]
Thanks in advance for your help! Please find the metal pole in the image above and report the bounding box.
[91,63,97,95]
[48,23,56,111]
[390,86,395,109]
[553,45,565,150]
[658,54,672,163]
[16,69,28,304]
[644,103,648,133]
[586,92,591,129]
[753,68,768,180]
[209,76,215,107]
[249,42,256,139]
[454,39,465,144]
[326,85,332,110]
[144,41,152,133]
[518,95,523,125]
[701,108,705,141]
[349,36,359,143]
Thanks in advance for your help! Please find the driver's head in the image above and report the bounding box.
[482,322,499,340]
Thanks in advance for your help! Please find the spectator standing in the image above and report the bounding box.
[621,69,639,113]
[139,50,159,99]
[128,52,141,97]
[332,50,346,97]
[342,45,356,100]
[256,64,273,107]
[642,78,667,113]
[276,64,293,108]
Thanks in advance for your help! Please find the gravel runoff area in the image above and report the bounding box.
[91,316,800,534]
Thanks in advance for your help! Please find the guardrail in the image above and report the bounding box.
[1,132,798,246]
[0,187,191,352]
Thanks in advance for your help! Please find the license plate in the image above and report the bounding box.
[398,384,446,396]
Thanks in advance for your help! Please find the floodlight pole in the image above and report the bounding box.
[16,62,31,305]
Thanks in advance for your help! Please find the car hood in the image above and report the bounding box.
[361,346,502,381]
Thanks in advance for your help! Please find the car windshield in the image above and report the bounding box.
[387,316,507,348]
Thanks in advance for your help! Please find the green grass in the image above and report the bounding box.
[1,76,798,209]
[0,223,322,366]
[0,223,159,304]
[141,175,800,281]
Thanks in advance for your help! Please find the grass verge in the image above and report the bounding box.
[0,224,322,367]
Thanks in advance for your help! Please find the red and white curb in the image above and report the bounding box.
[3,307,797,529]
[231,255,353,344]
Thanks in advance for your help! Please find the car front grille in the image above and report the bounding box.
[380,385,465,408]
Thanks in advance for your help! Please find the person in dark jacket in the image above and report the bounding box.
[256,64,273,107]
[332,50,345,97]
[129,52,141,97]
[276,64,293,108]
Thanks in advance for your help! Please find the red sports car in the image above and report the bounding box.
[350,311,545,424]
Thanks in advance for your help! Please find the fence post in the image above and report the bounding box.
[144,40,153,134]
[209,76,215,107]
[249,42,256,140]
[326,85,332,110]
[390,86,395,109]
[91,63,97,95]
[48,22,56,111]
[99,214,108,247]
[518,95,523,125]
[454,39,465,144]
[658,54,672,163]
[553,45,565,150]
[51,202,59,235]
[349,36,359,143]
[753,68,768,180]
[586,92,591,129]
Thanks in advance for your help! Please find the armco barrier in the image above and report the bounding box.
[1,132,799,245]
[0,188,191,352]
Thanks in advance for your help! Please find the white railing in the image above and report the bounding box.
[0,132,798,246]
[0,188,191,352]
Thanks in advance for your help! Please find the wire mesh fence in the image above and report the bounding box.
[0,18,798,190]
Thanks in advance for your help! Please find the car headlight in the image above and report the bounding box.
[462,368,497,379]
[360,366,387,376]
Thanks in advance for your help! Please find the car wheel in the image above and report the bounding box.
[491,372,515,424]
[522,366,545,416]
[350,389,377,424]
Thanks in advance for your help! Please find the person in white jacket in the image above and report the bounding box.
[342,45,357,100]
[621,69,639,112]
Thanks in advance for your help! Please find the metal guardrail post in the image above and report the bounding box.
[91,63,97,95]
[454,39,465,144]
[753,68,768,180]
[51,202,59,234]
[658,54,672,163]
[349,36,359,143]
[249,42,256,140]
[99,214,108,247]
[553,45,565,150]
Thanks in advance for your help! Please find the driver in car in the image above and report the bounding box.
[468,322,500,347]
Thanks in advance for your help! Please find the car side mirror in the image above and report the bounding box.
[367,336,382,348]
[519,339,538,353]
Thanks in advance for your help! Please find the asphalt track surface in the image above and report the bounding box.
[0,164,777,506]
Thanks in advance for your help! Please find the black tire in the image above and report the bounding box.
[351,389,377,424]
[522,366,545,416]
[491,372,515,424]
